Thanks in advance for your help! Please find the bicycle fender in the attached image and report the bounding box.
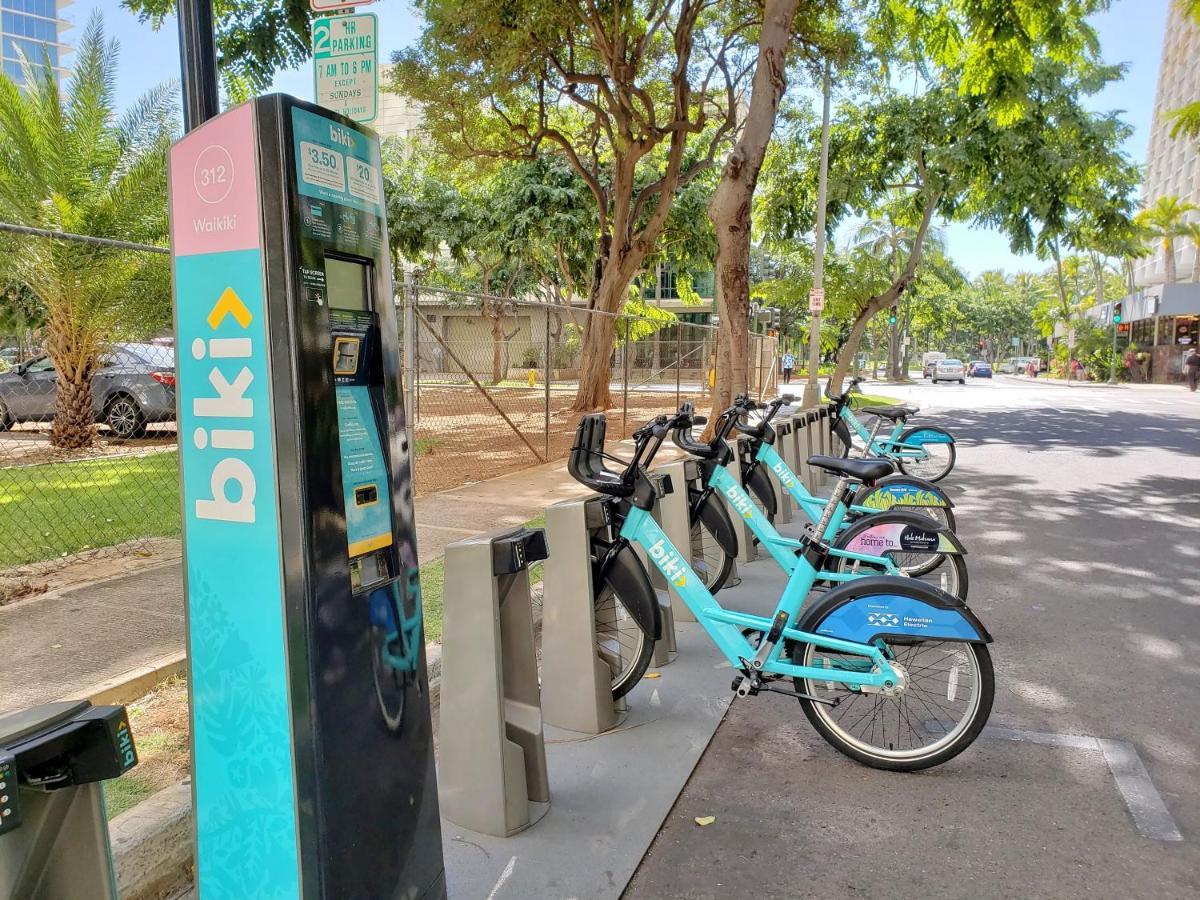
[835,511,966,556]
[852,476,953,512]
[601,543,663,641]
[694,490,739,557]
[797,575,992,644]
[744,463,777,517]
[900,425,955,446]
[832,418,852,457]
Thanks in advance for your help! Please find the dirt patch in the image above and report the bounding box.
[411,385,707,495]
[0,537,181,606]
[0,423,177,467]
[106,677,191,820]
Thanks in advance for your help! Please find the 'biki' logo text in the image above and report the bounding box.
[723,483,756,520]
[769,458,798,489]
[647,538,688,588]
[191,288,257,524]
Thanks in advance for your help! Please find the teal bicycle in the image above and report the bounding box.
[828,378,957,482]
[569,411,994,771]
[673,399,968,599]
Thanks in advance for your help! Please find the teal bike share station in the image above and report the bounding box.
[168,95,444,898]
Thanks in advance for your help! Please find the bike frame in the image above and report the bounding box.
[708,463,899,579]
[839,405,930,459]
[751,441,909,523]
[620,504,899,688]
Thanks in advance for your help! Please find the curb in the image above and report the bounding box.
[70,651,188,707]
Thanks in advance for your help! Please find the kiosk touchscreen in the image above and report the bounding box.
[168,95,444,898]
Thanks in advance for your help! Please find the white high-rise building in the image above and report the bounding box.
[1136,1,1200,286]
[1,0,72,86]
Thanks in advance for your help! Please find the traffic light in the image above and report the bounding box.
[1112,302,1123,325]
[978,339,985,350]
[888,313,897,325]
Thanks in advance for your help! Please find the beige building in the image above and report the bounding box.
[1136,1,1200,286]
[373,64,425,141]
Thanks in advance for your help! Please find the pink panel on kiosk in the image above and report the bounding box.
[169,102,262,258]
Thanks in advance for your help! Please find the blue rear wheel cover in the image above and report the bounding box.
[797,575,991,645]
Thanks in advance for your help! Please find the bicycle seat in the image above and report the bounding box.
[568,414,633,497]
[807,455,894,483]
[858,405,917,422]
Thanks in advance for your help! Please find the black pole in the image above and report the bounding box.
[177,0,221,132]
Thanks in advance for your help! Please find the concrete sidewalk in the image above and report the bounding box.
[0,453,610,713]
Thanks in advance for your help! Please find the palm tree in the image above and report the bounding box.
[1135,195,1197,285]
[0,14,176,449]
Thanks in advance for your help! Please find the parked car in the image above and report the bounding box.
[999,356,1040,374]
[0,342,176,438]
[932,358,966,384]
[967,360,993,378]
[921,351,947,378]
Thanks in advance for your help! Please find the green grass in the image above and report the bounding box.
[0,450,180,569]
[104,772,157,819]
[849,392,901,409]
[419,557,445,643]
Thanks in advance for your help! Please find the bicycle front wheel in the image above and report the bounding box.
[793,635,994,771]
[896,429,956,482]
[594,584,655,700]
[689,515,734,594]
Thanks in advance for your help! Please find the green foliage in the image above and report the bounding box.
[122,0,312,97]
[617,296,676,345]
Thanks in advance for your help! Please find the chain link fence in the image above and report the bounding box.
[0,226,179,589]
[0,229,778,583]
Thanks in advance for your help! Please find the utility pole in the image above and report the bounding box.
[802,59,832,408]
[177,0,221,132]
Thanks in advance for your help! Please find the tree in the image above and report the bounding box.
[0,14,176,449]
[1135,195,1197,284]
[391,0,741,410]
[122,0,312,97]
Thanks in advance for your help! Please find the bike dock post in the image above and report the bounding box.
[766,423,794,525]
[801,410,822,491]
[541,497,628,733]
[723,439,757,563]
[439,527,551,837]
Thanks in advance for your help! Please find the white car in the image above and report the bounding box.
[932,358,966,384]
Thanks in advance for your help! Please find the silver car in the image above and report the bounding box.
[932,358,966,384]
[0,342,176,438]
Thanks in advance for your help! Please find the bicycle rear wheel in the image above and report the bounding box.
[594,584,655,700]
[793,635,993,771]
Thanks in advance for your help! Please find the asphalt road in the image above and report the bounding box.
[625,375,1200,900]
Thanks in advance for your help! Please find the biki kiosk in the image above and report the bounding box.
[168,95,445,898]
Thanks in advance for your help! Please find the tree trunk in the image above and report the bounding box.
[1165,238,1177,284]
[706,0,798,426]
[50,367,96,450]
[1191,244,1200,283]
[490,308,504,384]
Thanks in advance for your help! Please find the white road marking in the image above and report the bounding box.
[925,721,1183,841]
[486,856,517,900]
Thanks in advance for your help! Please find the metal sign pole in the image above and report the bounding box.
[802,59,832,408]
[176,0,220,132]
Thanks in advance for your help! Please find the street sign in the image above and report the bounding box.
[311,0,373,11]
[1011,336,1020,348]
[808,288,825,313]
[313,13,378,123]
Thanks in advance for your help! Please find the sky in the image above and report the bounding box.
[67,0,1172,278]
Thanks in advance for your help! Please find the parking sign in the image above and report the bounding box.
[312,13,378,123]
